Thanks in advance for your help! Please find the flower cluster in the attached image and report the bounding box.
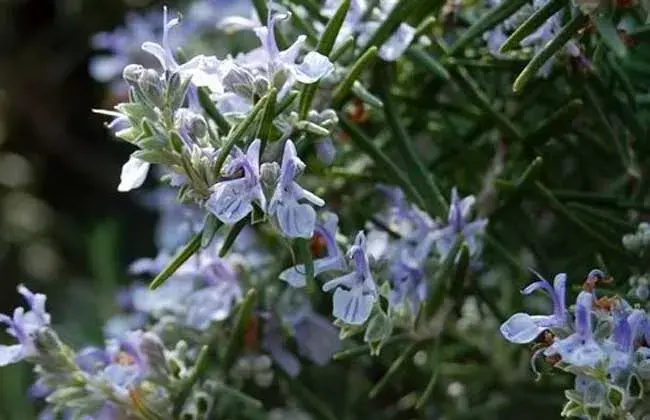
[500,263,650,418]
[5,0,644,416]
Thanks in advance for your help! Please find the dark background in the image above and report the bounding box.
[0,1,166,414]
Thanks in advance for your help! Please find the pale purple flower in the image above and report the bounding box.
[262,293,341,377]
[104,313,148,339]
[431,187,488,261]
[378,185,438,242]
[262,314,301,377]
[183,260,243,329]
[279,212,345,287]
[86,331,166,402]
[575,375,606,405]
[389,257,427,316]
[315,137,337,166]
[131,276,197,318]
[372,186,438,315]
[141,6,183,72]
[291,311,341,366]
[90,9,166,91]
[140,187,205,252]
[206,139,266,224]
[252,12,334,85]
[520,7,585,78]
[186,0,253,31]
[544,291,606,368]
[0,285,51,366]
[130,245,244,327]
[29,378,53,400]
[484,26,508,55]
[181,55,232,96]
[268,140,325,238]
[75,346,111,373]
[500,271,568,344]
[322,232,377,325]
[605,309,646,379]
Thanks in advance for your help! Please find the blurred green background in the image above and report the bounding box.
[0,1,171,416]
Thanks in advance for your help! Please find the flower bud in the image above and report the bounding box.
[45,386,87,405]
[179,405,198,420]
[167,71,190,110]
[188,115,207,139]
[223,66,255,98]
[253,76,270,96]
[123,64,145,85]
[254,370,274,388]
[34,327,66,357]
[138,69,164,108]
[260,162,280,188]
[139,332,168,376]
[193,391,213,415]
[253,355,272,371]
[316,137,336,166]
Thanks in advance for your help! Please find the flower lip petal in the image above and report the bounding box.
[292,51,334,84]
[332,288,374,325]
[276,201,317,239]
[499,312,550,344]
[118,156,150,192]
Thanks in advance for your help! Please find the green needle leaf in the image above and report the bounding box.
[173,345,211,416]
[450,0,529,54]
[607,54,636,111]
[499,0,565,53]
[296,238,315,288]
[567,202,636,232]
[534,182,629,257]
[252,0,289,49]
[222,289,258,371]
[332,46,379,108]
[415,342,442,410]
[380,70,447,217]
[452,66,523,140]
[406,45,450,80]
[513,13,589,93]
[201,214,224,248]
[449,244,470,301]
[198,87,230,134]
[587,74,645,142]
[149,232,202,290]
[219,217,249,257]
[369,343,419,398]
[525,99,583,146]
[284,378,338,420]
[594,14,628,59]
[286,3,319,43]
[298,0,350,119]
[359,0,418,55]
[216,383,263,409]
[213,93,270,177]
[316,0,350,55]
[339,116,427,211]
[332,334,411,360]
[257,87,278,153]
[424,238,463,317]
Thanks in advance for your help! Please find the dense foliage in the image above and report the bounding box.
[2,0,650,418]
